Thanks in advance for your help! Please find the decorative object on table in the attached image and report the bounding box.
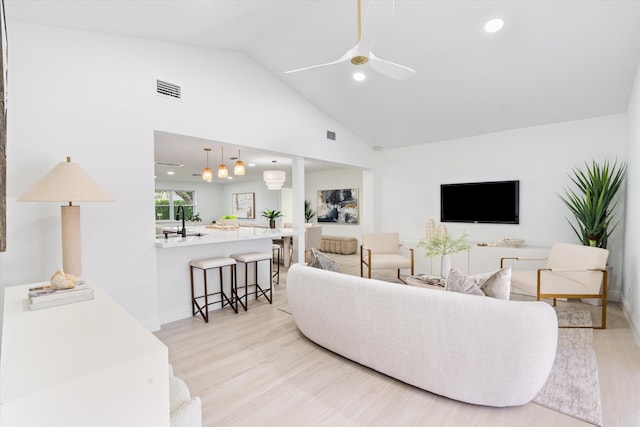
[50,269,76,290]
[190,212,202,223]
[18,156,114,277]
[263,160,285,190]
[417,231,470,280]
[503,237,525,247]
[218,215,239,229]
[232,192,255,219]
[559,159,626,249]
[406,273,444,287]
[304,199,315,223]
[201,148,213,182]
[317,188,358,224]
[425,219,435,242]
[28,279,94,310]
[437,224,447,238]
[261,209,283,229]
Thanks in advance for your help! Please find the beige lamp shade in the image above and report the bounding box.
[19,157,114,203]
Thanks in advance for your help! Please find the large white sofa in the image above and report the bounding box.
[286,264,559,407]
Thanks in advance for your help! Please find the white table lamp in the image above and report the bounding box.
[18,156,114,277]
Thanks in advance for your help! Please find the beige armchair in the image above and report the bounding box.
[360,232,414,280]
[502,242,609,329]
[305,225,323,262]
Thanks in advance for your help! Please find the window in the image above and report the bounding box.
[155,189,196,221]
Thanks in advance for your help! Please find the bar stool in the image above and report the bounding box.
[272,243,281,285]
[230,251,273,311]
[189,257,238,323]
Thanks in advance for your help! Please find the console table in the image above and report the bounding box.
[1,283,170,426]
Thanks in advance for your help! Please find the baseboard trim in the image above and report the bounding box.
[141,316,162,332]
[622,299,640,347]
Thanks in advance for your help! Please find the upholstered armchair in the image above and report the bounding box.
[305,225,323,262]
[360,232,414,279]
[502,242,609,328]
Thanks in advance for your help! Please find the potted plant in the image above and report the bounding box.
[261,209,283,229]
[305,200,315,223]
[417,232,470,279]
[559,159,626,248]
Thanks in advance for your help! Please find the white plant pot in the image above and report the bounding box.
[441,254,451,279]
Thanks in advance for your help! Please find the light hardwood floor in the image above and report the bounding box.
[155,254,640,427]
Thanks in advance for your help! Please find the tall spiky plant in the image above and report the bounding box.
[559,159,626,248]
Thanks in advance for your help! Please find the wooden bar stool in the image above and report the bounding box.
[230,251,273,311]
[272,243,281,285]
[189,257,237,323]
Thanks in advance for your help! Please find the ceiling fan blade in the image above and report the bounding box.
[285,50,353,75]
[355,0,395,55]
[369,52,416,80]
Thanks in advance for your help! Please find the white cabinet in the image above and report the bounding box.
[403,239,550,276]
[1,283,170,426]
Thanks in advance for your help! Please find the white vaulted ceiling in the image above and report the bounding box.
[7,0,640,152]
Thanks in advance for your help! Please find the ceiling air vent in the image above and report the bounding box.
[326,130,336,141]
[156,79,181,99]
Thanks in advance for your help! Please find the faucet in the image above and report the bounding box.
[176,205,187,237]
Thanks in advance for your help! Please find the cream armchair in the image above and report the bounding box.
[502,242,609,329]
[360,232,414,280]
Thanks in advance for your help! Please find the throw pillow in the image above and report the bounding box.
[445,268,485,296]
[308,248,340,272]
[470,267,512,300]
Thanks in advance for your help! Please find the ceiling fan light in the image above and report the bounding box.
[484,18,504,33]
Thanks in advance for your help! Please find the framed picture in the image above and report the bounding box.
[232,192,255,219]
[317,188,358,224]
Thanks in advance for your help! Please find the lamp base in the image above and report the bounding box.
[61,205,81,277]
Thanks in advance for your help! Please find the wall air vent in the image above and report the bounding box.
[326,130,336,141]
[156,79,181,99]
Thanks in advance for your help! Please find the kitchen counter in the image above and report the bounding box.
[155,225,294,249]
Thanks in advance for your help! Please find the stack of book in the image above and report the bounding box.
[28,280,94,310]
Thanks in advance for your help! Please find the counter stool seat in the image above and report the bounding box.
[190,256,237,323]
[230,251,273,311]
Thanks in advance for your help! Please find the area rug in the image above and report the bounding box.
[532,307,602,426]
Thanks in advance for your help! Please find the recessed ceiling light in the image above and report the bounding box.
[248,163,256,167]
[167,171,175,175]
[353,72,366,81]
[484,18,504,33]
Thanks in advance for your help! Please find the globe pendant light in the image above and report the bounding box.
[201,148,213,182]
[217,146,229,179]
[233,149,245,176]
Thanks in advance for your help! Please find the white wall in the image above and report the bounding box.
[305,167,364,245]
[373,115,628,300]
[623,59,640,339]
[0,22,373,331]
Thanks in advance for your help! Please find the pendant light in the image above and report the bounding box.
[217,146,229,179]
[263,160,285,190]
[201,148,213,182]
[233,149,246,176]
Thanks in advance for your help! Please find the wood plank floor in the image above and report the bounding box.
[155,255,640,427]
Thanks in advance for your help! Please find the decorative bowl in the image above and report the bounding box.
[505,238,525,247]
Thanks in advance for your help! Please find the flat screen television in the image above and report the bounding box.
[440,180,519,224]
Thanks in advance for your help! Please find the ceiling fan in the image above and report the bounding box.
[284,0,416,80]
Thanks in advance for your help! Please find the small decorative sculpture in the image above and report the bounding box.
[50,269,76,290]
[425,219,435,242]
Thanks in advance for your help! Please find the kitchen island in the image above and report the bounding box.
[156,226,294,325]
